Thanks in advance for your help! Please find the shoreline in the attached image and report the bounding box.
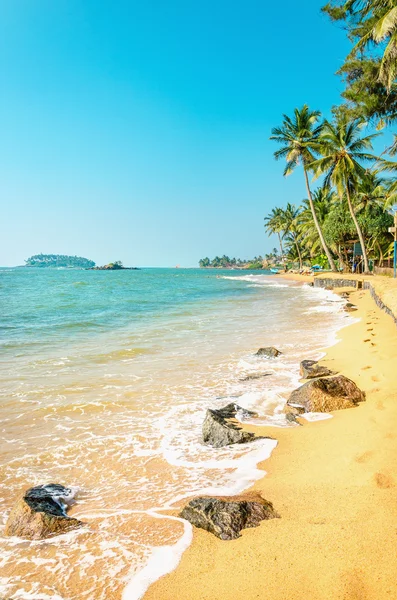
[142,283,397,600]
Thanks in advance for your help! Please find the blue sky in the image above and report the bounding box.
[0,0,362,266]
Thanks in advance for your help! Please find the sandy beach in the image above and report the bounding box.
[144,283,397,600]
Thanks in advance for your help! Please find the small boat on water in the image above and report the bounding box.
[270,268,279,274]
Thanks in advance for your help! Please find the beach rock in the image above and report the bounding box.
[202,403,263,448]
[180,493,279,540]
[287,375,365,413]
[344,302,358,312]
[239,373,271,382]
[300,360,337,379]
[285,411,302,425]
[255,347,282,358]
[5,484,83,540]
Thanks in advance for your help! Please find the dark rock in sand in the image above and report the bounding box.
[285,411,302,425]
[239,373,271,382]
[255,347,282,358]
[287,375,365,413]
[180,493,279,540]
[5,484,83,540]
[202,403,264,448]
[344,302,358,312]
[300,360,337,379]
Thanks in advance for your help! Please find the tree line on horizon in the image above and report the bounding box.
[265,0,397,274]
[25,254,96,268]
[199,255,273,269]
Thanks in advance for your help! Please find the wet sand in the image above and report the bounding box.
[144,287,397,600]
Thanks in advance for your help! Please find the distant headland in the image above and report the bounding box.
[25,254,95,268]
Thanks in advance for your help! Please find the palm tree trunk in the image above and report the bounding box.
[294,237,303,270]
[345,186,370,274]
[337,245,345,272]
[377,240,384,267]
[303,168,338,272]
[277,232,284,261]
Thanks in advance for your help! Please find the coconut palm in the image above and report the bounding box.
[310,118,379,273]
[280,203,304,270]
[323,0,397,90]
[299,187,336,258]
[270,105,338,272]
[264,207,286,259]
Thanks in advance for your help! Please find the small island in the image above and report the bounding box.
[25,254,95,268]
[87,261,139,270]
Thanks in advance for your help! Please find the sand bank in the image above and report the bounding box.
[144,288,397,600]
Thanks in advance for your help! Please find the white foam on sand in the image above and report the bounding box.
[122,435,278,600]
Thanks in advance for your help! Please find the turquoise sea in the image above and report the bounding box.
[0,268,351,600]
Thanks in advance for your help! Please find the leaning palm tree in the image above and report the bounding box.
[270,105,338,272]
[264,207,286,259]
[310,118,379,274]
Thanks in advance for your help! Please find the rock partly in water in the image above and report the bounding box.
[202,403,264,448]
[285,411,302,425]
[180,493,279,540]
[287,375,365,413]
[5,484,83,540]
[255,347,282,358]
[239,373,271,382]
[300,360,337,379]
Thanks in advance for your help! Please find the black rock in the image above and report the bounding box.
[5,484,83,540]
[180,494,279,540]
[202,403,264,448]
[300,360,337,379]
[255,347,282,358]
[344,302,358,312]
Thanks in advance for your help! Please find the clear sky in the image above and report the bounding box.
[0,0,354,267]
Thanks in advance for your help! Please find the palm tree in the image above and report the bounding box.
[323,0,397,90]
[310,118,379,274]
[280,203,303,270]
[270,105,338,272]
[264,207,285,259]
[299,187,335,258]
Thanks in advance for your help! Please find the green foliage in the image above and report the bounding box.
[25,254,95,268]
[312,255,329,269]
[199,256,264,269]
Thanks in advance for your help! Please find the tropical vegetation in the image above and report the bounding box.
[265,0,397,274]
[25,254,95,268]
[199,254,280,269]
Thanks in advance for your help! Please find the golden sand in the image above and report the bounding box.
[144,287,397,600]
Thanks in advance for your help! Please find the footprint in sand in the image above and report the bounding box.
[374,472,394,489]
[371,342,377,346]
[376,400,385,411]
[355,451,373,463]
[364,339,370,343]
[361,366,372,370]
[367,328,373,332]
[371,375,380,382]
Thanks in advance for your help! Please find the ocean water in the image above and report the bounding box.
[0,268,352,599]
